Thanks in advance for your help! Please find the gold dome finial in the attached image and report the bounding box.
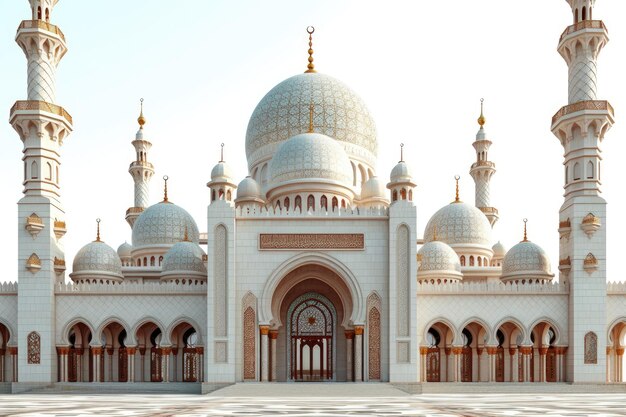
[523,218,528,242]
[400,143,404,162]
[453,175,461,203]
[163,175,169,202]
[477,98,485,127]
[308,104,314,133]
[137,98,146,128]
[95,218,101,242]
[305,26,317,73]
[219,143,225,163]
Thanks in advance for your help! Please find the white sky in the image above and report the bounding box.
[0,1,625,283]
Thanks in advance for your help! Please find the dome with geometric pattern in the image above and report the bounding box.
[269,132,353,188]
[70,240,124,283]
[501,240,553,282]
[132,202,199,248]
[423,202,492,247]
[117,241,132,258]
[161,241,207,279]
[418,240,462,282]
[246,72,378,172]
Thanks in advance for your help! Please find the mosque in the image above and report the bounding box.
[1,0,625,393]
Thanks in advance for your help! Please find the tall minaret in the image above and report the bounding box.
[551,0,613,382]
[469,99,498,227]
[126,99,154,228]
[9,0,73,384]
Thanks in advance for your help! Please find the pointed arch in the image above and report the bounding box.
[60,317,97,345]
[528,317,562,346]
[95,317,132,345]
[166,316,204,346]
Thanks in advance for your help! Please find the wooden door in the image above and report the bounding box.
[426,348,440,382]
[461,347,472,382]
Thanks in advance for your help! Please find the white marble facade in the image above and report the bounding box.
[1,0,625,393]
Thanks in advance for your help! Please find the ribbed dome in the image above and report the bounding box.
[246,72,377,170]
[117,242,132,258]
[71,241,123,280]
[424,202,492,247]
[269,132,353,187]
[236,176,262,200]
[132,202,199,247]
[361,176,386,200]
[418,241,462,273]
[492,241,507,258]
[162,241,207,275]
[390,161,413,183]
[211,161,234,182]
[501,240,553,281]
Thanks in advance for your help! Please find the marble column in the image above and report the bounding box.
[0,348,4,382]
[56,347,66,382]
[127,347,136,382]
[260,326,270,382]
[451,346,462,382]
[606,346,612,383]
[486,346,497,382]
[444,347,451,382]
[419,346,428,382]
[139,347,146,382]
[616,347,624,382]
[171,347,178,382]
[269,331,278,382]
[91,347,102,382]
[345,330,354,381]
[8,346,17,382]
[539,346,548,382]
[354,326,364,382]
[162,347,171,382]
[107,347,114,382]
[508,347,517,382]
[76,349,83,382]
[197,347,204,382]
[520,346,532,382]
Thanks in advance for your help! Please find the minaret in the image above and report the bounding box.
[9,0,73,384]
[551,0,613,383]
[469,99,498,227]
[126,99,154,228]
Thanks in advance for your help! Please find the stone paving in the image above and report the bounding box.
[1,384,626,416]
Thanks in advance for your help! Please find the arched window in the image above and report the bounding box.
[307,195,315,211]
[45,8,49,22]
[332,196,338,211]
[565,165,569,184]
[46,162,52,180]
[574,8,579,23]
[150,256,155,266]
[56,166,59,184]
[400,189,407,200]
[460,255,466,266]
[320,195,328,211]
[587,161,594,179]
[37,6,42,19]
[158,256,163,266]
[31,161,39,179]
[284,197,290,210]
[211,190,215,202]
[226,190,232,201]
[295,196,302,211]
[341,199,346,209]
[484,257,488,266]
[573,162,581,180]
[469,256,475,266]
[392,190,398,202]
[477,257,482,267]
[582,6,586,20]
[408,189,413,201]
[137,259,141,267]
[143,257,147,267]
[275,200,281,210]
[584,332,597,364]
[218,189,224,199]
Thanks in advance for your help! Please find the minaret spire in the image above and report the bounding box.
[126,98,155,228]
[469,98,498,227]
[305,26,316,73]
[453,175,461,203]
[95,218,101,242]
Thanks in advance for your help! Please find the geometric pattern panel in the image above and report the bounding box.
[397,225,409,337]
[368,306,381,380]
[243,307,256,379]
[27,331,41,364]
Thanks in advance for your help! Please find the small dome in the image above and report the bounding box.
[71,241,123,281]
[390,161,413,183]
[211,161,234,182]
[236,176,262,200]
[161,241,207,275]
[418,241,462,274]
[501,240,554,282]
[361,176,386,200]
[117,242,132,258]
[492,241,507,258]
[132,202,199,248]
[269,132,353,187]
[424,202,492,247]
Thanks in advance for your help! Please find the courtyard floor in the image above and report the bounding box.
[1,384,626,416]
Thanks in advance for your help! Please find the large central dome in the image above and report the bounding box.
[245,72,378,172]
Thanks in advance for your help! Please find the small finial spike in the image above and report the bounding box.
[523,218,528,242]
[138,98,146,129]
[400,143,404,162]
[163,175,169,202]
[220,143,225,163]
[308,104,314,133]
[477,98,486,127]
[305,26,317,73]
[454,175,461,203]
[95,218,101,242]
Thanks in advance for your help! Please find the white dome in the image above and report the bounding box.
[71,241,123,280]
[236,176,262,200]
[269,132,353,187]
[418,241,462,273]
[361,176,386,200]
[424,202,492,247]
[161,241,207,275]
[390,161,413,183]
[211,161,234,182]
[501,240,554,281]
[117,242,132,258]
[132,202,199,248]
[246,72,377,170]
[492,241,507,258]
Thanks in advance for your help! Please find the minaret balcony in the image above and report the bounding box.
[559,20,607,44]
[129,161,154,170]
[17,20,66,42]
[10,100,73,125]
[551,100,614,144]
[470,160,495,170]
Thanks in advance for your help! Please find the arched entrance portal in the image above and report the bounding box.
[287,292,336,381]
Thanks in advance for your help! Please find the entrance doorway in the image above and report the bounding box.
[287,292,336,381]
